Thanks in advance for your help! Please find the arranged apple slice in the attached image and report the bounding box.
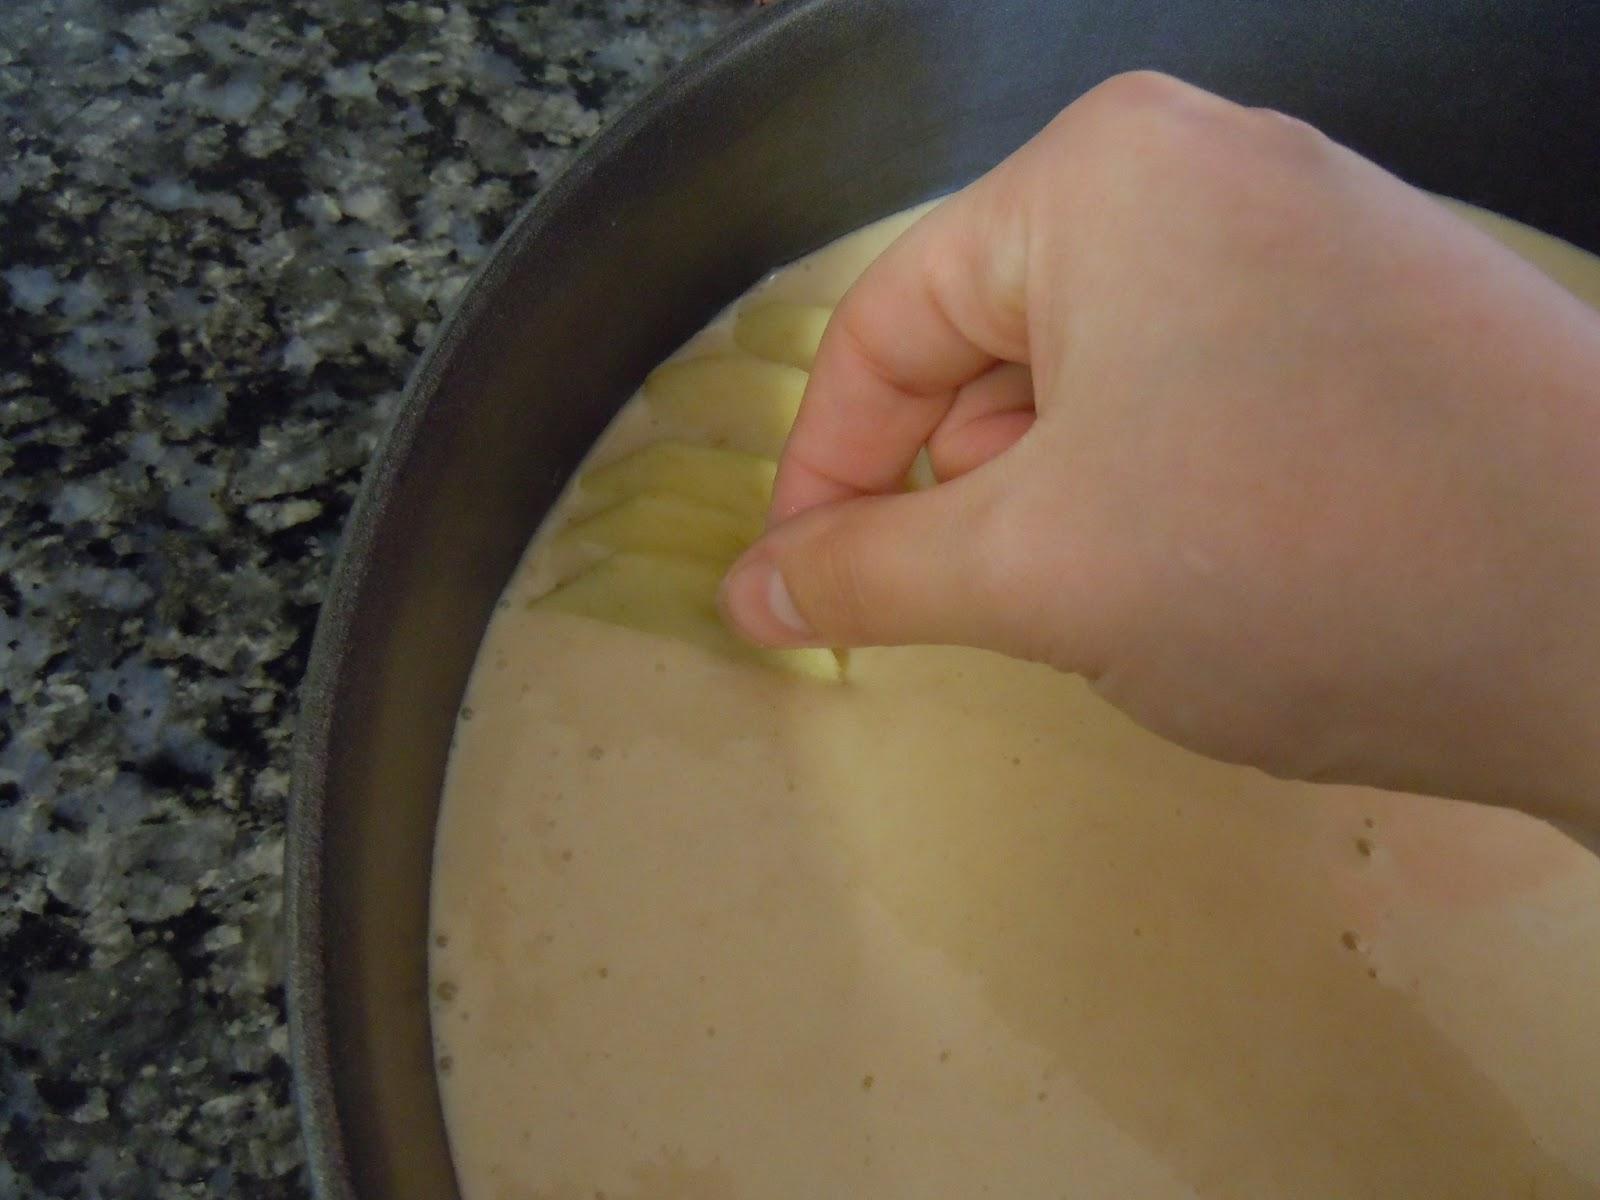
[535,344,848,682]
[532,551,843,682]
[579,441,777,518]
[643,356,807,457]
[733,302,833,370]
[558,491,762,563]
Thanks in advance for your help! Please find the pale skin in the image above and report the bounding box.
[719,72,1600,839]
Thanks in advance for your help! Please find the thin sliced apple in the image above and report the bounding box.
[643,356,807,457]
[733,302,833,369]
[579,442,777,518]
[558,492,762,563]
[531,551,843,682]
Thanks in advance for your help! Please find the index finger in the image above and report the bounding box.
[770,162,1036,522]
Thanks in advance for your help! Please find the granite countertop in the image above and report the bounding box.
[0,1,744,1193]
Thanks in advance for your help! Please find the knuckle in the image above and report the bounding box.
[1056,72,1235,182]
[1086,70,1196,116]
[1067,74,1330,179]
[1251,106,1316,138]
[1245,106,1331,162]
[1070,70,1221,144]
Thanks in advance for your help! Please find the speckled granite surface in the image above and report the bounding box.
[0,1,743,1194]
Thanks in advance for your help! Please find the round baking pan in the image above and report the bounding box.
[286,1,1600,1195]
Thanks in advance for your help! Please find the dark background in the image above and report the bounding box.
[0,2,742,1194]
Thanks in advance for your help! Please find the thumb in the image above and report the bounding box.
[719,467,1034,655]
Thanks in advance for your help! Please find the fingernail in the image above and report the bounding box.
[721,559,814,643]
[763,565,812,636]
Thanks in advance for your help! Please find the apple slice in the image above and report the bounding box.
[734,302,833,369]
[579,442,777,518]
[559,492,762,563]
[532,551,843,682]
[643,356,807,457]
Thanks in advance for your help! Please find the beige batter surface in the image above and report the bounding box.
[430,201,1600,1200]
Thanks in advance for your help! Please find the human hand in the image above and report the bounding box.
[720,72,1600,827]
